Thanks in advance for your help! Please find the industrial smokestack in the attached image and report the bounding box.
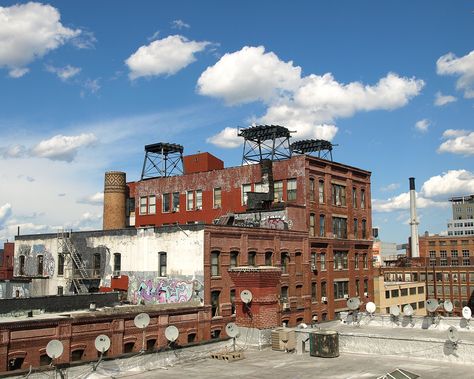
[409,177,420,258]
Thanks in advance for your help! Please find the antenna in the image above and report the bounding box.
[389,305,400,319]
[134,313,150,352]
[46,340,64,360]
[240,289,253,304]
[462,306,472,320]
[347,297,361,311]
[447,326,460,350]
[426,298,439,313]
[165,325,179,342]
[366,301,376,315]
[93,335,111,371]
[443,300,454,314]
[403,304,414,317]
[225,322,240,351]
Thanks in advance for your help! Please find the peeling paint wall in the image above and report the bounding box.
[0,281,31,299]
[14,228,205,305]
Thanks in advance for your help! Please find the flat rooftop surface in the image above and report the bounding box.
[119,348,474,379]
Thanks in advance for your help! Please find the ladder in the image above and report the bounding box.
[57,230,89,294]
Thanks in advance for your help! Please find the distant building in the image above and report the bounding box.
[447,195,474,236]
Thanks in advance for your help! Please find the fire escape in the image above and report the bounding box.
[57,230,89,294]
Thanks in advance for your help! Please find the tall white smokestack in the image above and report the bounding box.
[409,177,420,258]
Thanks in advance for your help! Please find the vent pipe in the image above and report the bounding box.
[409,177,420,258]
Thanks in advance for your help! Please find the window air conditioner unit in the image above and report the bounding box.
[282,302,290,310]
[321,296,328,303]
[311,264,317,271]
[196,206,202,210]
[344,294,349,299]
[113,270,120,277]
[364,292,368,297]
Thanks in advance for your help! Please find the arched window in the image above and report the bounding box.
[265,251,273,266]
[248,251,256,266]
[309,178,315,201]
[211,290,220,317]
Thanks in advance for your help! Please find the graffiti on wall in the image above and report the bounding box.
[14,244,55,277]
[233,210,292,230]
[127,272,203,305]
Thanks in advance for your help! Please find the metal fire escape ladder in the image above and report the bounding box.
[57,230,89,294]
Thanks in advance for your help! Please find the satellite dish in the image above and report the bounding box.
[225,322,240,338]
[134,313,150,329]
[366,301,376,314]
[240,289,253,304]
[94,334,111,353]
[389,305,400,317]
[46,340,64,359]
[444,300,454,313]
[462,306,472,320]
[447,326,459,343]
[403,304,414,317]
[347,297,361,311]
[165,325,179,342]
[426,298,439,313]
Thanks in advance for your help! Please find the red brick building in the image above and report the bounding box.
[0,242,14,280]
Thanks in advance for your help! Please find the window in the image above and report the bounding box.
[409,287,416,295]
[440,250,447,258]
[309,178,315,201]
[352,187,357,208]
[281,286,289,302]
[332,217,347,238]
[318,180,325,203]
[311,282,317,302]
[295,252,302,274]
[195,190,202,209]
[418,301,425,309]
[140,196,147,215]
[159,252,167,277]
[114,253,121,273]
[242,184,251,205]
[93,254,101,277]
[363,253,368,269]
[213,188,222,208]
[309,213,315,236]
[211,291,220,317]
[321,281,327,297]
[391,289,399,298]
[354,253,359,269]
[172,192,180,211]
[230,252,239,268]
[71,349,85,362]
[58,254,65,276]
[362,219,367,239]
[334,251,348,269]
[361,189,366,209]
[451,250,458,258]
[319,214,325,237]
[311,252,317,269]
[211,252,220,276]
[186,191,194,210]
[287,179,297,201]
[463,258,470,266]
[274,181,283,202]
[248,251,256,266]
[124,342,135,353]
[333,281,349,299]
[463,250,470,257]
[332,184,346,206]
[385,290,390,299]
[401,288,408,296]
[148,195,156,214]
[281,252,289,274]
[230,289,236,314]
[354,219,358,238]
[364,279,368,294]
[355,279,360,296]
[57,286,63,295]
[429,251,436,258]
[320,252,326,270]
[265,251,273,266]
[37,255,44,276]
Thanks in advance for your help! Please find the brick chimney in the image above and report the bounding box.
[228,267,281,329]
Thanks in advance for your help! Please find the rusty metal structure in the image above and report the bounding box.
[141,142,184,179]
[290,139,336,161]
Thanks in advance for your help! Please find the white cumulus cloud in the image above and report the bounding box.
[434,91,457,106]
[125,35,210,80]
[438,129,474,156]
[372,192,443,213]
[31,133,97,162]
[0,2,81,77]
[45,64,81,81]
[77,192,104,206]
[420,170,474,200]
[199,46,424,144]
[206,127,242,148]
[415,119,430,133]
[437,50,474,98]
[0,203,12,228]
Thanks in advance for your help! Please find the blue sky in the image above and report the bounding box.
[0,1,473,245]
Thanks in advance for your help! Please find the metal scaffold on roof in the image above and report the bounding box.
[238,125,293,165]
[290,139,336,161]
[141,142,184,179]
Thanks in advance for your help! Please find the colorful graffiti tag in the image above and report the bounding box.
[127,273,203,305]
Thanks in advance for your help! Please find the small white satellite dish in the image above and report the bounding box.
[366,301,376,314]
[165,325,179,342]
[240,289,253,304]
[134,313,150,329]
[426,298,439,313]
[403,304,414,317]
[389,305,400,317]
[46,340,64,359]
[462,306,472,320]
[94,334,111,353]
[447,326,459,343]
[444,300,454,313]
[347,297,361,311]
[225,322,240,338]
